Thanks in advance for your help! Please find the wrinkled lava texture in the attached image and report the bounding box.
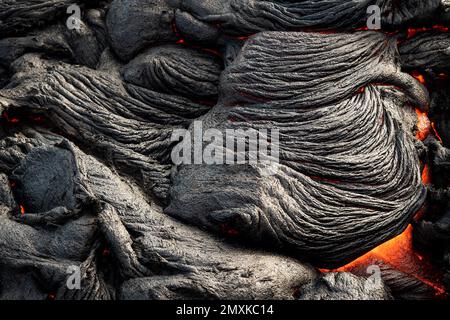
[0,0,449,300]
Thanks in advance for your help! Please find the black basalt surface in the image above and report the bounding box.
[0,0,449,300]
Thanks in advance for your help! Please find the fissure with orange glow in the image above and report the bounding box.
[407,25,449,39]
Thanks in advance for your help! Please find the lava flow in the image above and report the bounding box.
[321,111,446,298]
[322,221,446,297]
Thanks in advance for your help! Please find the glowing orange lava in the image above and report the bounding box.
[421,164,431,185]
[411,71,426,85]
[415,109,431,141]
[330,225,415,273]
[324,224,445,297]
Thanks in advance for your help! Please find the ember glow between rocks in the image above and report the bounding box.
[322,223,446,298]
